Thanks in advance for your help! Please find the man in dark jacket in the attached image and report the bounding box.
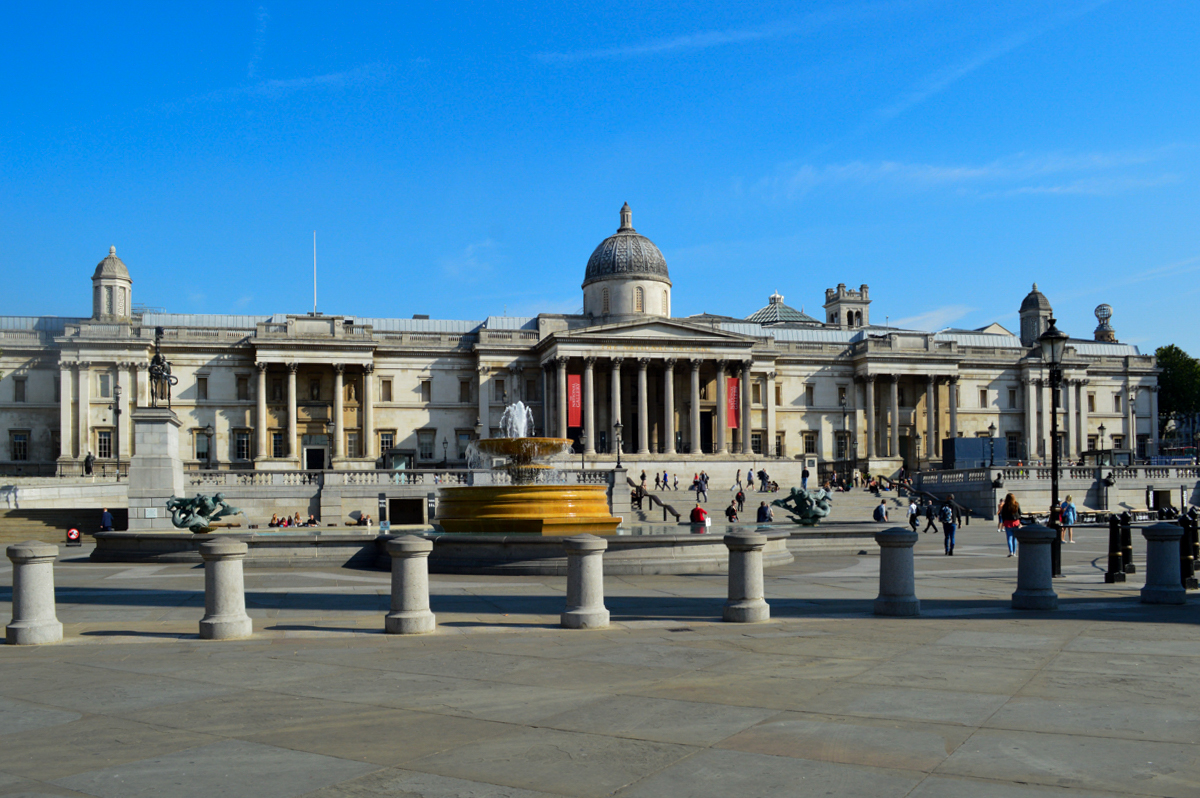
[756,502,773,523]
[99,507,113,531]
[922,499,938,533]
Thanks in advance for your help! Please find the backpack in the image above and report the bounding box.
[939,504,954,524]
[873,504,886,522]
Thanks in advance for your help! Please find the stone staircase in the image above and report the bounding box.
[0,508,127,546]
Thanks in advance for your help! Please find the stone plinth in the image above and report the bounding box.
[723,531,770,622]
[127,407,186,532]
[385,535,437,634]
[198,539,253,640]
[1012,522,1058,610]
[561,534,609,629]
[874,527,920,616]
[1141,522,1186,605]
[6,541,63,645]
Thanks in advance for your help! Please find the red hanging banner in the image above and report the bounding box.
[567,374,582,427]
[726,377,739,428]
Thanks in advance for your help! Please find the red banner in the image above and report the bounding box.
[726,377,739,428]
[568,374,582,427]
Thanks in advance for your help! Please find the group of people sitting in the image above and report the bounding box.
[355,514,374,526]
[268,512,318,528]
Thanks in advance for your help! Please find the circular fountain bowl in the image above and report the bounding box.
[437,484,621,536]
[472,437,573,464]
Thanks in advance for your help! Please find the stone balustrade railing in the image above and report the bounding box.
[184,467,615,489]
[914,464,1200,491]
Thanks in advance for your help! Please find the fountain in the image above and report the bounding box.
[435,402,622,535]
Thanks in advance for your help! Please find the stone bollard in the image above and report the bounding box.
[1011,523,1058,610]
[198,539,253,640]
[724,530,770,622]
[1141,522,1186,605]
[874,527,920,616]
[6,541,63,645]
[561,534,609,629]
[385,535,437,634]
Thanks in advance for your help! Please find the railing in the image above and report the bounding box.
[0,463,61,478]
[55,461,129,479]
[183,467,617,489]
[187,470,324,487]
[915,464,1200,490]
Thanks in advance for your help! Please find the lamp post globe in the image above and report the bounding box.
[988,421,997,467]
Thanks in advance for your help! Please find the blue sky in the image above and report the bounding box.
[2,1,1198,353]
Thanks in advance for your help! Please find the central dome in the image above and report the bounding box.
[582,203,670,287]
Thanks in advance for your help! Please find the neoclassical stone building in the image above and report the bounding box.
[0,206,1159,478]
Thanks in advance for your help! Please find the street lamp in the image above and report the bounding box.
[111,384,123,481]
[203,423,215,470]
[913,432,921,470]
[1039,317,1069,573]
[1099,423,1107,465]
[613,420,623,469]
[988,421,997,467]
[580,430,588,471]
[442,436,448,464]
[839,397,848,483]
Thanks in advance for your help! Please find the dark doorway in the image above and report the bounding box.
[304,448,325,470]
[389,498,425,524]
[700,411,714,453]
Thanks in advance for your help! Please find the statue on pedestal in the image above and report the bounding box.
[148,326,178,409]
[167,493,244,533]
[772,486,833,526]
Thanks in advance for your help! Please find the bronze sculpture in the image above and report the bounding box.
[772,486,833,526]
[148,326,178,408]
[166,492,244,533]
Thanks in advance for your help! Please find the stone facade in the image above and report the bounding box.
[0,206,1160,479]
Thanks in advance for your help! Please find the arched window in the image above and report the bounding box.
[855,311,862,327]
[661,291,668,316]
[602,287,610,314]
[847,310,853,327]
[635,286,644,313]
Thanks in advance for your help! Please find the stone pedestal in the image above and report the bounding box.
[385,535,437,634]
[1141,522,1186,605]
[1012,523,1058,610]
[561,534,609,629]
[6,541,63,645]
[127,408,186,532]
[724,531,770,623]
[874,527,920,616]
[198,540,253,640]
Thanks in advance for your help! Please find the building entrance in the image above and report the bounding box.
[304,447,326,470]
[700,411,714,453]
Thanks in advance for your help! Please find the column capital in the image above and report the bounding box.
[689,357,702,372]
[58,361,73,372]
[77,361,92,370]
[946,375,959,385]
[886,374,899,383]
[583,356,597,367]
[332,363,345,374]
[663,357,676,368]
[511,363,525,375]
[479,364,490,374]
[555,356,569,367]
[863,374,876,384]
[925,374,936,385]
[611,356,624,367]
[740,360,752,373]
[363,364,375,375]
[766,370,777,380]
[255,362,269,373]
[637,357,651,369]
[287,362,299,374]
[716,358,730,372]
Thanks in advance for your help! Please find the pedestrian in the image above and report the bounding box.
[756,501,773,523]
[1060,494,1077,543]
[672,473,679,490]
[697,475,708,503]
[922,499,938,533]
[907,498,920,532]
[746,470,755,491]
[640,470,647,490]
[998,493,1021,556]
[690,503,709,524]
[654,472,661,490]
[663,470,669,490]
[801,466,810,491]
[99,507,113,531]
[940,495,960,556]
[725,500,739,522]
[735,469,742,490]
[736,489,745,513]
[83,451,95,477]
[873,500,888,522]
[758,469,768,492]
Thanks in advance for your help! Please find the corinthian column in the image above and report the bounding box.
[716,360,729,454]
[865,375,876,458]
[556,357,568,439]
[637,358,650,454]
[333,364,345,459]
[286,363,298,459]
[740,360,752,455]
[889,375,900,459]
[925,376,936,458]
[362,364,375,459]
[948,376,959,443]
[59,363,73,459]
[663,358,676,455]
[610,358,623,452]
[765,371,777,456]
[583,357,596,455]
[256,362,268,460]
[690,359,702,454]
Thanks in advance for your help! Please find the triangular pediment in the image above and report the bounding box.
[558,318,760,343]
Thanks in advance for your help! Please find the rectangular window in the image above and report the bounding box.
[526,379,538,401]
[458,380,469,403]
[457,431,471,459]
[493,379,505,402]
[803,432,817,454]
[379,431,394,452]
[979,389,988,408]
[346,432,360,458]
[1113,394,1122,413]
[98,430,113,459]
[1006,432,1020,461]
[192,430,207,461]
[751,432,763,454]
[1137,435,1149,459]
[99,373,112,399]
[418,430,435,460]
[272,379,283,402]
[14,378,26,403]
[1008,389,1017,409]
[774,433,784,457]
[235,431,251,460]
[10,431,29,461]
[272,432,285,458]
[775,384,782,406]
[837,386,847,405]
[237,377,249,401]
[381,379,393,402]
[196,377,207,401]
[1111,435,1125,450]
[420,380,432,402]
[836,433,848,460]
[1087,393,1095,412]
[752,383,761,404]
[805,385,815,406]
[1087,435,1098,451]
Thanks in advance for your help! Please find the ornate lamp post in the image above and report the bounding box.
[913,432,921,472]
[1039,318,1069,574]
[111,384,123,481]
[442,436,448,465]
[1099,423,1107,465]
[613,421,623,469]
[203,423,215,470]
[988,421,997,467]
[840,397,848,483]
[580,430,588,471]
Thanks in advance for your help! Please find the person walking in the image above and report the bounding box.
[735,469,743,490]
[1060,494,1077,543]
[873,500,889,522]
[922,498,938,533]
[907,498,920,532]
[725,500,739,522]
[663,470,669,490]
[654,472,661,490]
[940,495,961,556]
[746,470,755,492]
[998,493,1021,556]
[640,470,647,491]
[801,467,810,491]
[697,474,708,503]
[99,507,114,532]
[735,489,745,514]
[756,501,773,523]
[672,473,679,491]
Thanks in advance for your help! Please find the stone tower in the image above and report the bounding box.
[1093,304,1117,342]
[91,246,133,321]
[1019,283,1052,346]
[823,284,870,328]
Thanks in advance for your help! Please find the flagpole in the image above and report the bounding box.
[313,231,317,314]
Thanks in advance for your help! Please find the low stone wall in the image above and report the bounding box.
[1,482,127,510]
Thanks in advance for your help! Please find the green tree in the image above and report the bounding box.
[1155,344,1200,442]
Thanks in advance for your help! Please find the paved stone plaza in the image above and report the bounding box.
[1,525,1197,798]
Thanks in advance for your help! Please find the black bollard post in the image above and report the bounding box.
[1181,514,1198,590]
[1104,515,1126,583]
[1120,512,1136,574]
[1050,506,1063,578]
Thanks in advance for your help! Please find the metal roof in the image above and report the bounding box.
[1070,341,1141,357]
[934,332,1024,348]
[767,327,864,343]
[0,316,84,333]
[141,313,268,329]
[360,317,482,333]
[745,296,821,325]
[483,316,538,331]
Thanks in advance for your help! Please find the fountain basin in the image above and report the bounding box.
[436,484,621,536]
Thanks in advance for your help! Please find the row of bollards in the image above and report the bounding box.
[5,520,1191,645]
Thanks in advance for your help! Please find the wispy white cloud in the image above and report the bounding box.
[876,0,1113,121]
[159,63,390,112]
[440,239,500,281]
[892,304,974,331]
[234,295,253,309]
[247,5,270,79]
